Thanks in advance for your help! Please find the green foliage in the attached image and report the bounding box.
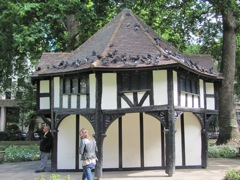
[4,144,40,162]
[225,169,240,180]
[208,146,238,158]
[0,140,38,146]
[234,35,240,98]
[16,82,37,130]
[0,145,8,151]
[1,0,240,144]
[35,174,71,180]
[183,44,201,54]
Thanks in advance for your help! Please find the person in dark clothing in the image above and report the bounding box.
[35,125,53,173]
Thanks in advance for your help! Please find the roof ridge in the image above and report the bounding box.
[130,13,188,66]
[91,11,126,67]
[65,11,124,63]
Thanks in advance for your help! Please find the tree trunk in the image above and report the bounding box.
[216,10,239,145]
[65,14,80,50]
[27,120,36,141]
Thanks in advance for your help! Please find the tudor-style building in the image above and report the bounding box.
[31,9,223,178]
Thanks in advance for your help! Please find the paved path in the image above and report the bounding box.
[0,158,239,180]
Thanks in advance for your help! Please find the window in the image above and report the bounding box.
[63,75,88,94]
[119,71,151,92]
[179,75,199,94]
[72,78,78,93]
[80,76,87,94]
[64,78,71,94]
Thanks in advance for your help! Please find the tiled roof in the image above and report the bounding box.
[33,9,222,79]
[184,54,219,74]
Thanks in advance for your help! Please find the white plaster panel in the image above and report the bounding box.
[89,74,96,108]
[193,96,199,108]
[184,112,201,165]
[79,115,95,169]
[173,71,178,106]
[206,97,215,110]
[153,70,168,105]
[175,116,182,166]
[62,95,68,108]
[143,114,161,167]
[206,83,214,94]
[199,80,204,108]
[80,95,87,108]
[40,80,50,93]
[71,95,77,109]
[54,77,60,108]
[121,93,133,108]
[187,94,192,108]
[58,115,76,169]
[180,93,186,107]
[138,92,150,106]
[122,113,140,167]
[40,97,50,109]
[103,120,119,168]
[102,73,117,109]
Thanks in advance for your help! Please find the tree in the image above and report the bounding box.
[117,0,240,145]
[0,0,100,136]
[1,0,239,144]
[211,0,240,145]
[138,0,240,145]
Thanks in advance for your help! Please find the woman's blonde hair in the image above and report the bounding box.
[80,128,91,140]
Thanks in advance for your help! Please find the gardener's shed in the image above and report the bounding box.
[31,9,223,178]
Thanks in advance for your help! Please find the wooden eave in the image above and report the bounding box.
[31,62,223,82]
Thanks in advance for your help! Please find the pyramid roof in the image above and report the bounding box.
[32,9,222,80]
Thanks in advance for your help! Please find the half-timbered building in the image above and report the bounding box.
[31,9,223,178]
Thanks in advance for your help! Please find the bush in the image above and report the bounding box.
[4,144,40,162]
[225,169,240,180]
[0,144,8,151]
[208,146,238,158]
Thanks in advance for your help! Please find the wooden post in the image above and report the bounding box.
[94,72,103,179]
[165,70,175,176]
[50,77,57,171]
[51,117,58,172]
[201,126,208,168]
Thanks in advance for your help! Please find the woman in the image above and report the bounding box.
[79,128,98,180]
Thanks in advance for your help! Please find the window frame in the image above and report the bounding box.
[63,75,88,95]
[179,74,199,95]
[119,71,152,93]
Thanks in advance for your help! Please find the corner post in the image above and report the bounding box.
[201,124,208,168]
[50,77,57,172]
[166,70,176,176]
[94,72,103,179]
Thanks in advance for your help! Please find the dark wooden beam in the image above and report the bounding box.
[201,114,208,168]
[140,113,144,168]
[76,115,80,169]
[161,124,165,167]
[180,114,186,166]
[214,82,219,110]
[50,77,57,172]
[95,72,104,179]
[118,117,123,169]
[102,105,168,114]
[165,70,175,176]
